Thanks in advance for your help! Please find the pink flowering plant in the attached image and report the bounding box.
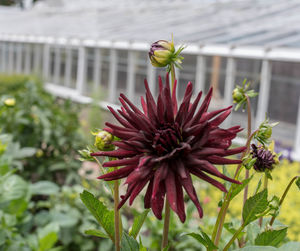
[79,37,300,251]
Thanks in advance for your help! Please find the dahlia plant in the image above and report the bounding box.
[79,37,300,251]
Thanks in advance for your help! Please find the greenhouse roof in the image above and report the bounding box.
[1,0,300,48]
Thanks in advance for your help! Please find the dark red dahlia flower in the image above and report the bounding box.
[92,75,246,222]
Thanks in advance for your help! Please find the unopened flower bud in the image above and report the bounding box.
[232,88,244,103]
[94,131,115,151]
[149,40,175,67]
[36,149,44,158]
[257,127,272,141]
[4,98,16,107]
[149,38,184,70]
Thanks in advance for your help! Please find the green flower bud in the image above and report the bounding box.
[35,149,44,158]
[94,131,115,151]
[4,98,16,107]
[257,127,272,141]
[232,88,244,103]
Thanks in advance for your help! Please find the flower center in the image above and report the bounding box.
[152,123,181,156]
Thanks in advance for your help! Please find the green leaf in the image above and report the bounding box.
[80,190,115,241]
[279,242,300,251]
[1,175,28,201]
[265,170,273,180]
[162,244,170,251]
[242,189,268,225]
[38,232,58,251]
[129,209,150,239]
[233,246,276,251]
[222,166,231,191]
[5,198,28,216]
[120,232,139,251]
[138,236,147,251]
[230,176,253,201]
[50,210,79,227]
[224,222,245,239]
[255,228,287,247]
[16,147,36,158]
[253,177,262,195]
[85,229,109,239]
[30,181,60,195]
[187,231,218,251]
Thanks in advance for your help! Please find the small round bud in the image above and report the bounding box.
[94,131,115,151]
[232,88,243,103]
[4,98,16,107]
[258,127,272,141]
[35,149,44,158]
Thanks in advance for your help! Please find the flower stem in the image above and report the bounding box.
[93,156,105,174]
[161,200,171,249]
[259,174,268,227]
[269,176,300,226]
[170,64,176,90]
[223,223,246,251]
[114,167,120,251]
[212,99,254,247]
[161,63,176,250]
[243,95,252,209]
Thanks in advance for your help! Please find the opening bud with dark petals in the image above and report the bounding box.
[149,39,184,70]
[250,144,277,172]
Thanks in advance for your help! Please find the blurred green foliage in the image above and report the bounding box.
[0,74,84,184]
[0,74,109,251]
[0,133,112,251]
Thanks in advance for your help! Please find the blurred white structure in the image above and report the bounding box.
[0,0,300,160]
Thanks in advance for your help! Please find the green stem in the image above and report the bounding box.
[170,64,176,90]
[242,95,252,209]
[269,176,300,226]
[93,156,114,194]
[223,223,246,251]
[161,63,176,249]
[114,167,120,251]
[212,131,257,246]
[212,100,255,247]
[212,167,244,247]
[259,174,268,227]
[93,156,105,174]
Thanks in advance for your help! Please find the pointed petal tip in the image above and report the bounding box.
[178,213,186,223]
